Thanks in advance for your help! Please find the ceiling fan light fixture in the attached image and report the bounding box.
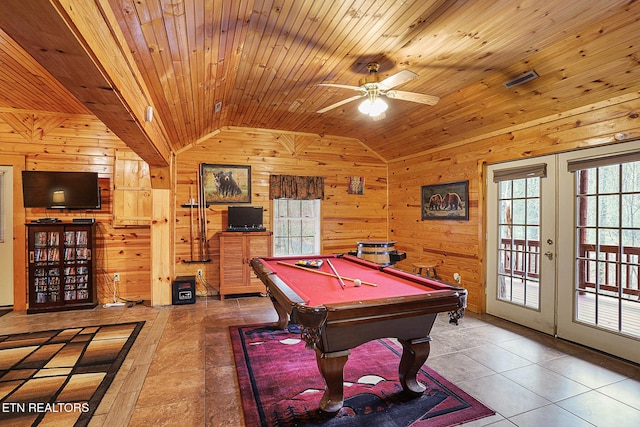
[316,62,436,114]
[358,98,388,117]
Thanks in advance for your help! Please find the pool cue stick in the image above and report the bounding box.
[196,174,202,260]
[202,185,209,260]
[276,261,377,287]
[201,175,207,260]
[198,170,206,260]
[189,186,194,260]
[326,259,346,289]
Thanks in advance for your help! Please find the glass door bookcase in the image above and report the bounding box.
[27,222,97,313]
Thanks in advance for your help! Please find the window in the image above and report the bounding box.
[272,199,320,255]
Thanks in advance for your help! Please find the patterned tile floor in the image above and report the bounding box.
[0,296,638,426]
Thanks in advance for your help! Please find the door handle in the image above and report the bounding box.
[544,251,553,260]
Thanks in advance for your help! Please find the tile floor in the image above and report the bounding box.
[1,295,639,426]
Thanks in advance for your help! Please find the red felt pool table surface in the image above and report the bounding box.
[257,254,455,307]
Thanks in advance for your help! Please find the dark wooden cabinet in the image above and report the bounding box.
[27,223,97,314]
[219,231,272,300]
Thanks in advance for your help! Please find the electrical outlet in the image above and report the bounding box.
[114,273,120,282]
[453,272,461,284]
[197,269,203,277]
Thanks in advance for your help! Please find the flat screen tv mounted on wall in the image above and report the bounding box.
[22,171,101,210]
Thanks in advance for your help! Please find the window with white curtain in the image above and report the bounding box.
[272,199,320,255]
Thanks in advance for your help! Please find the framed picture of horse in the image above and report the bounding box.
[200,164,251,205]
[421,180,469,220]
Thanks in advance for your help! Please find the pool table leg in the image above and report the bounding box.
[398,337,431,396]
[268,297,289,330]
[315,348,350,413]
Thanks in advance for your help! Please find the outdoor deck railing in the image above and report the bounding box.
[578,243,640,298]
[500,238,540,279]
[500,239,640,298]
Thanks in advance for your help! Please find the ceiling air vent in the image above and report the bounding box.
[503,70,539,89]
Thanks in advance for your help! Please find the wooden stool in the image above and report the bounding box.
[413,263,438,279]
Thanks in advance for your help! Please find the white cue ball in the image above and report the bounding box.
[353,279,362,287]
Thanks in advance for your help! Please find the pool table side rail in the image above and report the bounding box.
[250,256,465,324]
[250,257,307,306]
[320,293,464,322]
[258,253,384,271]
[382,264,466,292]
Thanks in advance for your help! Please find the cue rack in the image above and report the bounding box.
[182,167,211,264]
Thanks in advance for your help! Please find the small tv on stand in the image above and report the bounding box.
[227,206,265,231]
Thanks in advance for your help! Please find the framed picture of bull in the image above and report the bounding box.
[421,180,469,221]
[200,164,251,205]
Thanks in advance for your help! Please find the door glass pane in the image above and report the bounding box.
[598,165,619,193]
[622,194,637,227]
[598,195,619,227]
[496,178,541,309]
[527,225,540,241]
[512,225,525,239]
[574,162,640,338]
[499,181,512,198]
[621,300,640,335]
[622,161,640,192]
[512,179,526,198]
[526,177,539,198]
[526,200,539,224]
[512,199,526,224]
[577,195,596,227]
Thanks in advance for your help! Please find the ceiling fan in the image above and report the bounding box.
[316,62,439,119]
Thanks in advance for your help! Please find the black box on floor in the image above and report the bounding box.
[172,276,196,305]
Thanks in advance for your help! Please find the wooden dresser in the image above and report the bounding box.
[219,231,272,300]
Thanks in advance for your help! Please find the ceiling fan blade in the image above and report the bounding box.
[316,95,364,113]
[385,90,439,105]
[318,83,363,91]
[379,70,418,90]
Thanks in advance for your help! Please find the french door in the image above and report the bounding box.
[486,157,557,335]
[557,142,640,364]
[487,141,640,364]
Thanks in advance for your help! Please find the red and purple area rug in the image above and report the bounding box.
[231,324,494,427]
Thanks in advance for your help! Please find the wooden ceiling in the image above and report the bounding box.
[1,0,640,165]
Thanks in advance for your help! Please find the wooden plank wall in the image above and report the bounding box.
[0,113,151,305]
[3,93,638,312]
[0,116,388,306]
[174,127,389,292]
[388,94,640,313]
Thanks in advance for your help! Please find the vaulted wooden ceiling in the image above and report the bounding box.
[1,0,639,166]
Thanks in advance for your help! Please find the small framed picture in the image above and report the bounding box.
[348,176,365,195]
[421,180,469,220]
[200,164,251,205]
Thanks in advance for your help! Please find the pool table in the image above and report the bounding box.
[250,254,467,413]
